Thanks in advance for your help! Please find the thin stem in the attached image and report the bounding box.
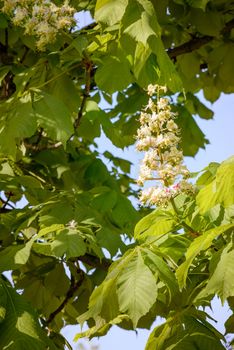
[170,197,198,236]
[32,62,82,90]
[0,196,15,210]
[74,59,92,129]
[44,264,84,327]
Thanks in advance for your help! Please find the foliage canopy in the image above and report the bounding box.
[0,0,234,349]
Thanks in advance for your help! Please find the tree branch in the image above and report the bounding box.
[45,265,85,327]
[167,18,234,60]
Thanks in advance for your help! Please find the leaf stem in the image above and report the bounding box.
[170,198,198,236]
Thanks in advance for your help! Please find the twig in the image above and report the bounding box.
[45,265,85,327]
[20,46,29,64]
[74,59,92,129]
[0,195,15,210]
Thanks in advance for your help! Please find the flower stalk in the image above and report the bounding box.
[2,0,75,51]
[136,84,194,207]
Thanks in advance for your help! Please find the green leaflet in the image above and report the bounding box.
[176,223,234,289]
[197,156,234,213]
[123,0,161,44]
[145,312,225,350]
[149,37,183,93]
[141,247,178,299]
[0,94,37,157]
[196,244,234,303]
[95,51,133,93]
[0,282,7,323]
[95,0,128,26]
[134,208,176,241]
[0,279,57,350]
[32,91,74,146]
[51,228,87,259]
[176,105,209,157]
[77,247,158,330]
[117,249,157,327]
[133,42,159,88]
[0,242,33,273]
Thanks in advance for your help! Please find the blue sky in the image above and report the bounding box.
[62,93,234,349]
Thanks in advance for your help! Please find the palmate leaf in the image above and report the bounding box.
[176,223,234,289]
[197,156,234,213]
[0,279,57,350]
[196,244,234,303]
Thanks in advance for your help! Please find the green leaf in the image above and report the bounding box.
[149,37,183,92]
[0,245,25,273]
[91,188,117,213]
[134,209,175,241]
[176,106,209,156]
[111,194,139,233]
[117,249,157,327]
[225,314,234,334]
[142,247,178,298]
[51,228,87,258]
[14,239,34,265]
[0,279,56,349]
[196,162,220,186]
[197,156,234,213]
[95,52,133,93]
[0,94,37,157]
[0,282,7,323]
[176,224,234,289]
[133,42,159,87]
[33,92,73,146]
[47,74,80,114]
[190,9,223,37]
[123,0,161,44]
[187,0,210,11]
[196,244,234,303]
[95,0,128,26]
[145,313,225,350]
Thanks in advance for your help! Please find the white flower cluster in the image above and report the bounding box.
[136,84,194,207]
[2,0,75,51]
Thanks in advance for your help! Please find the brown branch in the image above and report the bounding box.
[45,266,85,327]
[78,253,111,271]
[74,59,92,129]
[167,18,234,60]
